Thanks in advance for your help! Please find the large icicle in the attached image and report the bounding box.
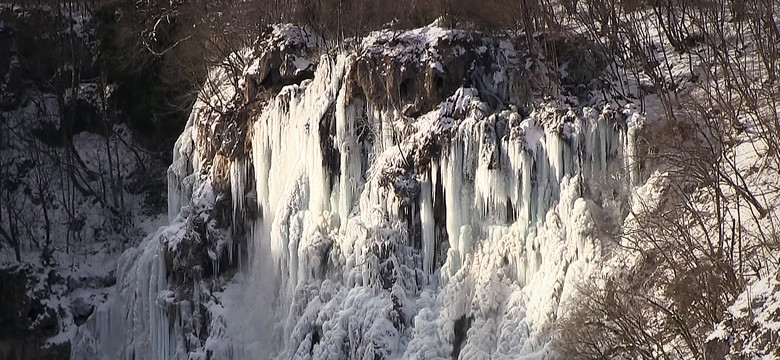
[419,174,435,274]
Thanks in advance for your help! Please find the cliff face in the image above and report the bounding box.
[71,24,637,359]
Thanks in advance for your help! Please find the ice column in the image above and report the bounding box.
[419,174,435,274]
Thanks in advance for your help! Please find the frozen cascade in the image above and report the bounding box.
[250,54,351,302]
[72,25,643,360]
[71,224,185,360]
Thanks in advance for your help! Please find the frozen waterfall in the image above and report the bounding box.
[71,25,642,360]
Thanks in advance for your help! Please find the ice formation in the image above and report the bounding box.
[71,224,180,360]
[72,25,642,360]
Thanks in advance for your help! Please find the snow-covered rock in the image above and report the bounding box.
[705,270,780,359]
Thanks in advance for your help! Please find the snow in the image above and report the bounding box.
[293,56,313,74]
[271,24,321,50]
[361,24,469,61]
